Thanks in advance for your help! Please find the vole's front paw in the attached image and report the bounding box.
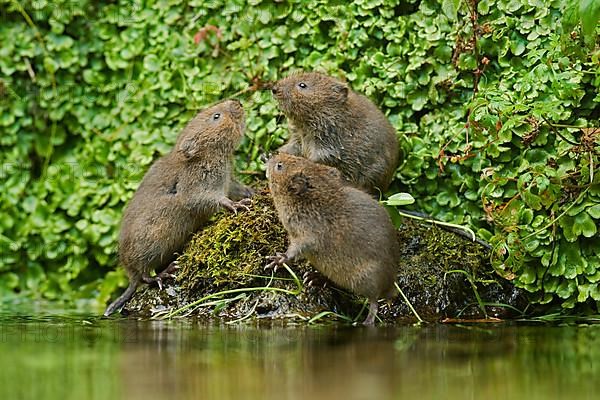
[265,252,288,272]
[220,197,252,214]
[302,270,328,288]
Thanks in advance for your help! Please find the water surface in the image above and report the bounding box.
[0,308,598,400]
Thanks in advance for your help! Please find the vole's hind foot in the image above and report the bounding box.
[144,262,180,290]
[265,252,288,272]
[142,275,164,290]
[362,300,379,326]
[302,270,328,288]
[158,261,179,279]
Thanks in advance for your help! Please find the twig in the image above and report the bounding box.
[467,0,482,96]
[523,187,590,240]
[24,58,36,82]
[396,210,492,249]
[539,114,580,146]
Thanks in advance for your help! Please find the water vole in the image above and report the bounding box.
[271,72,399,194]
[104,99,252,316]
[265,153,400,325]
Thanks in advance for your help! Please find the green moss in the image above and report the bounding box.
[177,191,288,291]
[391,220,504,319]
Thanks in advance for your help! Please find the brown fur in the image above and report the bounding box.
[104,99,252,316]
[272,72,399,194]
[266,154,400,324]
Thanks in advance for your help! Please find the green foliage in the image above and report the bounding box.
[0,0,598,309]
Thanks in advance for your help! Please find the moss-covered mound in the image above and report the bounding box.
[124,190,527,323]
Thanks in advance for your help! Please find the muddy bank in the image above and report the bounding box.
[124,190,527,323]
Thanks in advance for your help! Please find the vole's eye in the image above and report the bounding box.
[276,162,283,171]
[212,113,221,120]
[298,82,307,89]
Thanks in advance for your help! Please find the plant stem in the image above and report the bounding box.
[395,282,424,323]
[523,187,590,240]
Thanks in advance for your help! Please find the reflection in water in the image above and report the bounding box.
[0,312,598,400]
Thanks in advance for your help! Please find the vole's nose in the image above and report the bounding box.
[271,85,280,96]
[228,99,244,118]
[259,153,271,164]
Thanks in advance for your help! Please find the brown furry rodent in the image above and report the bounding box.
[271,72,399,194]
[265,153,400,325]
[104,99,252,316]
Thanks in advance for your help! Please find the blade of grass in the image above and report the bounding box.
[395,282,424,323]
[308,311,354,324]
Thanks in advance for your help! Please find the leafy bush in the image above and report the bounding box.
[0,0,598,309]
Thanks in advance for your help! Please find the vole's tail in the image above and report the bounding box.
[103,282,138,316]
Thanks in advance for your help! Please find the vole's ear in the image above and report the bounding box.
[287,173,310,196]
[332,83,349,101]
[177,137,200,159]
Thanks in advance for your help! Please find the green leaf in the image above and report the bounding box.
[588,204,600,219]
[519,265,537,284]
[519,208,534,225]
[559,241,586,279]
[0,273,19,290]
[573,212,597,238]
[577,283,591,302]
[143,54,161,72]
[442,0,460,20]
[523,238,540,252]
[522,190,542,210]
[580,0,600,43]
[383,193,415,206]
[558,215,575,241]
[556,280,576,299]
[590,283,600,301]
